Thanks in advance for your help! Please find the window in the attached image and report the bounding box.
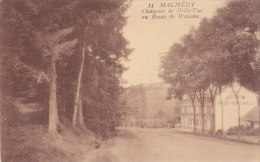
[183,118,187,125]
[189,119,193,125]
[182,118,187,125]
[197,119,201,126]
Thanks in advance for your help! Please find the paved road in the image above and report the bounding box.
[85,128,260,162]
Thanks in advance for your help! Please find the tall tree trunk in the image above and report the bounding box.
[209,85,218,135]
[258,90,260,132]
[209,93,215,134]
[77,95,84,127]
[231,82,241,139]
[191,97,197,133]
[257,75,260,133]
[201,105,205,135]
[49,56,59,134]
[72,28,86,127]
[219,85,224,134]
[196,90,205,135]
[234,93,241,138]
[211,98,216,135]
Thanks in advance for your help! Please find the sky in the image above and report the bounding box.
[122,0,228,87]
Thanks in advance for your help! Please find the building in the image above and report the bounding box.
[180,83,258,133]
[120,82,178,128]
[215,85,258,131]
[241,107,259,129]
[180,95,213,132]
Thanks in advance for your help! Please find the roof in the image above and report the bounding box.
[242,107,259,122]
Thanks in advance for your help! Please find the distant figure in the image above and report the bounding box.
[93,140,101,149]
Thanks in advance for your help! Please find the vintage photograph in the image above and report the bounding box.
[0,0,260,161]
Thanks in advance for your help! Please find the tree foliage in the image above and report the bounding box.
[160,0,260,135]
[1,0,131,136]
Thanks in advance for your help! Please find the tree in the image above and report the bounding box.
[160,0,259,137]
[213,0,260,137]
[37,28,77,134]
[193,17,233,135]
[1,0,77,134]
[72,27,87,127]
[187,0,259,135]
[1,0,131,137]
[160,42,199,133]
[68,0,131,134]
[120,84,146,127]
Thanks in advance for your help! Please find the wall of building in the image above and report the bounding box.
[179,85,258,133]
[215,86,257,131]
[180,97,213,132]
[120,82,179,127]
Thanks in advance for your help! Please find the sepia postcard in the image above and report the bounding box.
[1,0,260,161]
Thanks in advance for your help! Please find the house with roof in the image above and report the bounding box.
[241,107,259,129]
[215,84,258,132]
[179,83,259,133]
[180,94,213,132]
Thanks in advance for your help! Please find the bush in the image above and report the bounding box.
[227,126,260,136]
[216,129,223,136]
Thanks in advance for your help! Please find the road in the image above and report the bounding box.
[85,128,260,162]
